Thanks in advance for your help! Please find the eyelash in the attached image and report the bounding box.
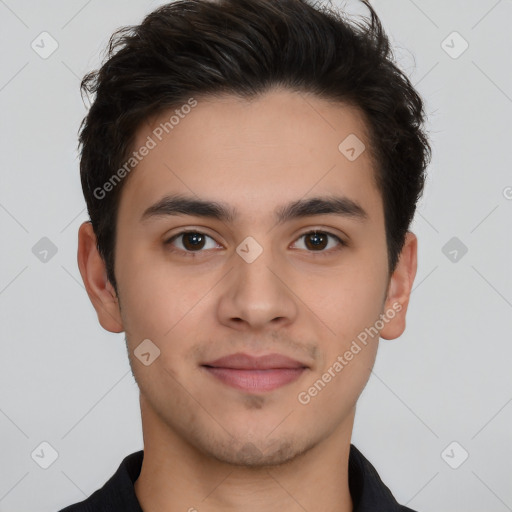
[164,229,346,257]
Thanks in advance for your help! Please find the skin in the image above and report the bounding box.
[77,87,417,512]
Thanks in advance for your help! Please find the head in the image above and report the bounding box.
[77,0,430,467]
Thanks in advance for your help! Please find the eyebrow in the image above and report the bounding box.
[140,193,368,225]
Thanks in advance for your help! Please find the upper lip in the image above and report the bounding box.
[202,352,308,370]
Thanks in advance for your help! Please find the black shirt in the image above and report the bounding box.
[58,444,418,511]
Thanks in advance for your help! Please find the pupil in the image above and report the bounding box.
[307,232,326,250]
[184,233,204,250]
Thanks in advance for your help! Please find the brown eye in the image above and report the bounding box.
[293,230,345,253]
[181,232,206,251]
[304,231,328,250]
[165,231,221,255]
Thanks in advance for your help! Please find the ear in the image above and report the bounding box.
[379,231,418,340]
[77,221,124,333]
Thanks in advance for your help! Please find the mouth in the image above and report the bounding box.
[201,353,308,393]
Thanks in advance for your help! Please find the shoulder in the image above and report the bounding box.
[349,444,421,512]
[56,450,144,512]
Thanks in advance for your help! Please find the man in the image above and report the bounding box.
[60,0,431,510]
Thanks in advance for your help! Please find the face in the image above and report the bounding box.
[79,87,417,467]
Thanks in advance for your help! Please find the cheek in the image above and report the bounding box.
[115,245,219,359]
[299,262,388,343]
[296,272,384,414]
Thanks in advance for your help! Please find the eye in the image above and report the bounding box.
[164,230,222,256]
[291,230,345,254]
[164,229,346,257]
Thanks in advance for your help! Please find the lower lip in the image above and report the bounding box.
[203,367,306,392]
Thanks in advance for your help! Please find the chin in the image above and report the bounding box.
[201,435,310,468]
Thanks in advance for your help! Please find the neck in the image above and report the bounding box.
[134,395,354,512]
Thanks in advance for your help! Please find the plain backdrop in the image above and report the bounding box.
[1,0,511,511]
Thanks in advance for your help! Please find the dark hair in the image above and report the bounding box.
[79,0,431,294]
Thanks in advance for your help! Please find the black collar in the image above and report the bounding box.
[58,444,417,511]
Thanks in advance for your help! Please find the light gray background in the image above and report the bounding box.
[1,0,511,511]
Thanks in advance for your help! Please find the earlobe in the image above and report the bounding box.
[379,231,418,340]
[77,221,124,333]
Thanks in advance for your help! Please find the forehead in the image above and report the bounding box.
[118,87,382,225]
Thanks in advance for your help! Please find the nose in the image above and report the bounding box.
[216,242,298,332]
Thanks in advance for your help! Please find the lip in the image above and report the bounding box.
[203,352,308,370]
[202,352,308,393]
